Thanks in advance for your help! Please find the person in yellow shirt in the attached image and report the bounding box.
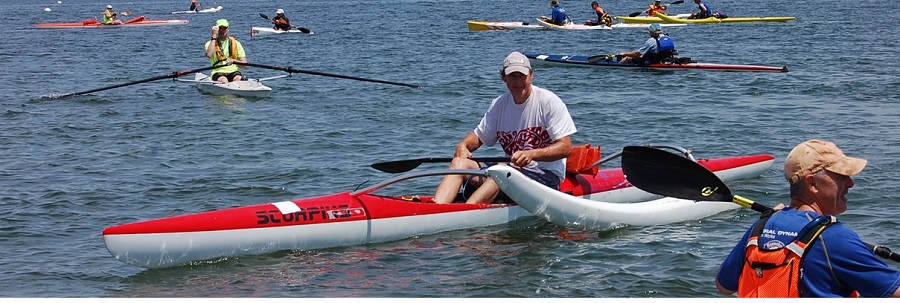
[102,5,123,25]
[204,19,248,83]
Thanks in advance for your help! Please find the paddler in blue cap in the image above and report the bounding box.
[205,19,248,83]
[616,23,676,64]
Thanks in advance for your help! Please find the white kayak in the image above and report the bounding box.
[489,165,745,230]
[177,72,280,97]
[467,20,544,31]
[487,151,775,230]
[250,26,314,37]
[171,5,222,14]
[535,18,687,30]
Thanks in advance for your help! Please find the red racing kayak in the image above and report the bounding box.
[103,146,774,268]
[527,53,788,72]
[35,16,189,28]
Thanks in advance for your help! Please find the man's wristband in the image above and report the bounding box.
[210,37,216,40]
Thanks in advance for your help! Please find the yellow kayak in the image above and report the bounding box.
[616,14,795,24]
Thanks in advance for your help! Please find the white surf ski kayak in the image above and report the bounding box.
[487,165,744,230]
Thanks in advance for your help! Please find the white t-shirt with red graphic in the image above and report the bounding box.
[474,85,577,180]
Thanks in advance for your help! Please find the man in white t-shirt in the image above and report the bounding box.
[433,51,577,204]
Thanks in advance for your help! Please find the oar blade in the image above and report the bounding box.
[621,146,733,202]
[370,156,509,173]
[370,160,424,173]
[669,0,685,5]
[629,11,642,17]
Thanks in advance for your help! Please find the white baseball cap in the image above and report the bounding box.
[275,9,284,14]
[502,52,532,75]
[106,5,112,9]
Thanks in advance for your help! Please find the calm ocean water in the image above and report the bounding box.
[1,0,898,298]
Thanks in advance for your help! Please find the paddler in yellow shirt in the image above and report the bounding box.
[204,19,248,83]
[102,5,123,25]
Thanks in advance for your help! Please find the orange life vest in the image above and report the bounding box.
[648,4,665,16]
[214,36,239,62]
[737,214,836,297]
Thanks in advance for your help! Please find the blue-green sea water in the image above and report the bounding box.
[1,0,898,298]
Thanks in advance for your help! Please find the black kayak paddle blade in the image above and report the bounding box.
[621,145,734,202]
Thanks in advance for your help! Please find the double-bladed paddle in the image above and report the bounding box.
[259,13,312,34]
[620,145,900,263]
[370,157,510,173]
[628,0,684,18]
[235,62,422,88]
[42,65,219,100]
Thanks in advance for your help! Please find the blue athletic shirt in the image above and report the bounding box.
[551,6,570,25]
[717,208,900,297]
[698,2,711,15]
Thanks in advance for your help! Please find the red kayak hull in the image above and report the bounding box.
[102,152,774,268]
[35,16,188,28]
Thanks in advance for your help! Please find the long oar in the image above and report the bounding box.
[620,145,900,263]
[235,62,422,88]
[42,65,218,100]
[371,157,510,173]
[258,13,312,34]
[628,0,684,17]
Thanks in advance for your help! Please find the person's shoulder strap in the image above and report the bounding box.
[796,215,837,247]
[749,211,775,238]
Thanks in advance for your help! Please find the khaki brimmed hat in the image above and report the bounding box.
[784,139,867,185]
[502,52,531,75]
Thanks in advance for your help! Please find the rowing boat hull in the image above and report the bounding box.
[467,20,544,31]
[190,72,273,97]
[102,150,773,268]
[618,14,796,24]
[249,26,314,37]
[489,165,748,230]
[527,53,789,72]
[35,16,189,28]
[534,18,686,30]
[171,6,223,14]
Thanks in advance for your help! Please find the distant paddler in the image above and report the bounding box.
[190,0,202,12]
[687,0,712,19]
[584,1,613,27]
[205,19,248,83]
[102,5,123,25]
[645,0,668,16]
[271,9,292,31]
